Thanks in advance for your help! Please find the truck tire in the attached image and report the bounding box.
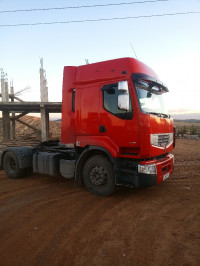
[4,151,25,179]
[83,155,115,196]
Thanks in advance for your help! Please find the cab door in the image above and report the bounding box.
[75,84,100,137]
[99,79,139,155]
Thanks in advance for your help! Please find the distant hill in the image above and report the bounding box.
[174,119,200,123]
[171,113,200,120]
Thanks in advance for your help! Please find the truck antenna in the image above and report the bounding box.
[130,43,138,59]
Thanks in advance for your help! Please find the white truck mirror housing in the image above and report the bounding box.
[118,94,129,111]
[118,80,128,92]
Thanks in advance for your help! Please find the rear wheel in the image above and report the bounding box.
[83,155,115,196]
[4,151,25,179]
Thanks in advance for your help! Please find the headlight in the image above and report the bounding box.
[169,133,173,144]
[138,164,157,175]
[150,134,158,146]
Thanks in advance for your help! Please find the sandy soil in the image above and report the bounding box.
[0,139,199,266]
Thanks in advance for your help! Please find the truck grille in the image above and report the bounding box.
[150,133,173,148]
[158,134,170,147]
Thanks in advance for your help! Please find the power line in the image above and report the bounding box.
[0,0,168,14]
[0,11,199,27]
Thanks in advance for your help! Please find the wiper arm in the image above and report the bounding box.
[149,112,169,118]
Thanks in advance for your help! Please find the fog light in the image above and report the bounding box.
[138,164,157,175]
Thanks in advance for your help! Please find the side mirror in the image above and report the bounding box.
[118,94,129,111]
[118,81,128,92]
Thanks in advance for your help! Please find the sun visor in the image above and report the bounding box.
[132,73,168,92]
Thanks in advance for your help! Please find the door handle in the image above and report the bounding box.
[99,125,106,133]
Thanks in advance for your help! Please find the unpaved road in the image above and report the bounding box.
[0,139,199,266]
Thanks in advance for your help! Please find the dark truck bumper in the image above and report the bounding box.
[114,154,174,187]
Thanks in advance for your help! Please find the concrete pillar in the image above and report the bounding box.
[4,81,9,102]
[2,111,10,141]
[1,75,10,141]
[1,77,6,102]
[40,58,48,102]
[41,107,49,142]
[40,58,49,141]
[10,83,16,139]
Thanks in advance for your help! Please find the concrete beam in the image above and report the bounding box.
[17,118,41,133]
[0,102,62,112]
[10,111,29,121]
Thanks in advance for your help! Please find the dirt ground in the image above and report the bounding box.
[0,139,199,266]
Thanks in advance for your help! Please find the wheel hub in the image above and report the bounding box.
[90,166,107,186]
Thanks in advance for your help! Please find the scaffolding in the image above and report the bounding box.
[0,61,62,142]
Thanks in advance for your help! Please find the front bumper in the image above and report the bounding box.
[138,154,174,186]
[115,154,174,187]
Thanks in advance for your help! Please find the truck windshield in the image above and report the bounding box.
[134,80,169,118]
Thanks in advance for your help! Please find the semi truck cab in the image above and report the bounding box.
[61,57,174,194]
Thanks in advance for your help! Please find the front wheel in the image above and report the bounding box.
[4,151,25,179]
[83,155,116,196]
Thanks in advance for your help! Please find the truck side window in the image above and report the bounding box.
[102,82,133,119]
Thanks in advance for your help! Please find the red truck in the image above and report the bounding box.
[0,57,175,196]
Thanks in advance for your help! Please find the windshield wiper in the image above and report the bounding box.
[149,112,170,118]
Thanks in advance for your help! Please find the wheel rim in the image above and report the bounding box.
[89,166,108,186]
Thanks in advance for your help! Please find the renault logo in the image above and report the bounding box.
[163,144,167,152]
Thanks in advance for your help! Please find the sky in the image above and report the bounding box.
[0,0,200,118]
